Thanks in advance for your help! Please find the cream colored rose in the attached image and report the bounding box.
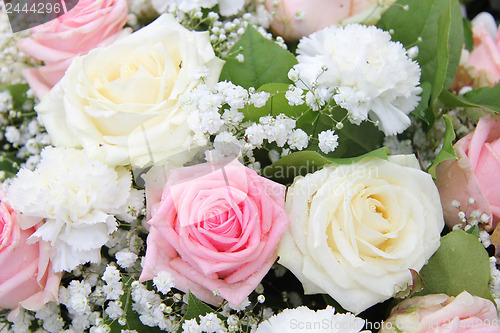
[278,155,444,313]
[35,14,224,167]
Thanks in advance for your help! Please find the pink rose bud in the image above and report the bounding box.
[17,0,130,98]
[264,0,395,41]
[436,114,500,230]
[0,191,61,321]
[381,291,499,333]
[139,159,290,306]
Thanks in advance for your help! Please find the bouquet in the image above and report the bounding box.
[0,0,500,332]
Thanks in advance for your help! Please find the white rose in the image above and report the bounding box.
[36,14,224,168]
[278,155,444,313]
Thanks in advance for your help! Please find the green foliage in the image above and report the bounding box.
[378,0,464,125]
[317,110,384,158]
[0,152,22,179]
[427,114,457,178]
[460,86,500,113]
[183,291,216,321]
[463,18,474,52]
[465,224,479,238]
[3,84,30,110]
[412,82,433,125]
[417,230,494,302]
[219,26,297,89]
[262,147,390,185]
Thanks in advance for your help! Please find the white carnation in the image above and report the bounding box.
[294,24,422,136]
[256,306,366,333]
[6,147,133,272]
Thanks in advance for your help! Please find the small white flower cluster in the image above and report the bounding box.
[31,302,64,333]
[162,2,275,58]
[318,129,339,154]
[245,115,307,149]
[0,6,36,86]
[182,313,227,333]
[152,0,245,18]
[289,24,422,136]
[130,281,179,331]
[115,249,138,269]
[0,90,49,175]
[126,0,157,29]
[153,271,175,295]
[209,14,278,57]
[490,257,500,310]
[102,265,124,301]
[107,228,144,260]
[450,197,492,248]
[383,135,413,155]
[182,82,309,164]
[409,116,446,169]
[59,280,104,332]
[4,309,34,333]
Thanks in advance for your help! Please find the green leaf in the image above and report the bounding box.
[183,291,216,321]
[262,147,390,184]
[431,2,453,103]
[219,26,297,89]
[323,112,384,158]
[462,85,500,113]
[242,83,308,122]
[292,107,384,160]
[438,91,497,124]
[463,18,474,52]
[417,230,494,302]
[3,84,30,109]
[427,114,457,178]
[378,0,464,123]
[0,152,22,178]
[466,224,479,238]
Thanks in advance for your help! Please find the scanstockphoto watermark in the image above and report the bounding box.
[287,318,500,331]
[287,318,393,331]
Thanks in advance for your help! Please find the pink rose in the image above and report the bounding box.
[264,0,395,41]
[451,13,500,91]
[139,159,290,306]
[0,191,61,320]
[380,291,499,333]
[17,0,129,98]
[436,114,500,230]
[468,13,500,86]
